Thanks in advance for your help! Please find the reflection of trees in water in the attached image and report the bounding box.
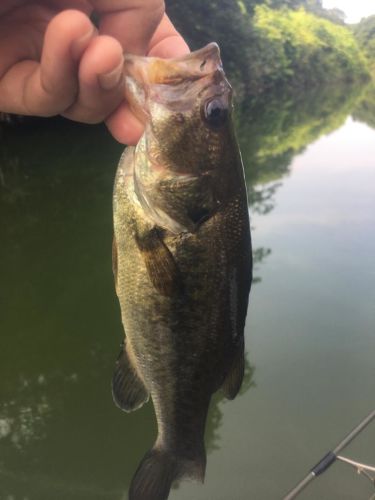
[1,120,254,500]
[250,182,282,216]
[237,81,369,233]
[0,373,80,452]
[0,363,254,500]
[0,376,51,450]
[2,79,374,499]
[252,247,272,285]
[0,350,254,500]
[170,356,255,494]
[239,81,367,189]
[205,356,255,454]
[248,183,279,282]
[352,83,375,129]
[0,467,124,500]
[0,120,124,500]
[239,81,373,283]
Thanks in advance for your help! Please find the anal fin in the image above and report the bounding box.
[112,341,149,412]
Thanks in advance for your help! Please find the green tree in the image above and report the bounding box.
[167,1,369,99]
[252,5,369,89]
[353,15,375,76]
[166,0,257,96]
[352,83,375,128]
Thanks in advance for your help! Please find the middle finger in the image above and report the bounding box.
[62,34,124,123]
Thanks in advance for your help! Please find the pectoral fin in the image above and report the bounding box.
[112,341,149,412]
[135,227,183,297]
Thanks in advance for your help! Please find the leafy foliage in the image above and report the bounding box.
[166,0,370,98]
[353,15,375,76]
[352,83,375,128]
[253,6,369,90]
[166,0,256,97]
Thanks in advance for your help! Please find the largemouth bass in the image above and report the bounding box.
[112,43,252,500]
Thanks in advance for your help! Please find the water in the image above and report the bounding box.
[0,82,374,500]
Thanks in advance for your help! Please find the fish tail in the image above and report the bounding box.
[129,445,206,500]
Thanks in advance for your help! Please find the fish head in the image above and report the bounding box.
[124,43,234,175]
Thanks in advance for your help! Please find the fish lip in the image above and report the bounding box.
[124,42,222,83]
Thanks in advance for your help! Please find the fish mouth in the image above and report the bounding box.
[124,43,223,86]
[123,43,231,121]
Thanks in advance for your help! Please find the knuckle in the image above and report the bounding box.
[40,77,77,111]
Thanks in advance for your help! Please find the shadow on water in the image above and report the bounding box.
[0,79,374,499]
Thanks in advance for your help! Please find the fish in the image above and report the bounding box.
[112,42,252,500]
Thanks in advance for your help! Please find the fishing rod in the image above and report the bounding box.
[283,409,375,500]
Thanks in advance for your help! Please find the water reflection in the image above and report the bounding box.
[205,359,255,455]
[0,374,52,449]
[352,82,375,128]
[0,117,254,499]
[1,81,374,499]
[239,81,368,195]
[238,81,373,280]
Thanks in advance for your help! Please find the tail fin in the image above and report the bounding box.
[129,446,206,500]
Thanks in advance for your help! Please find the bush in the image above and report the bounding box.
[253,6,370,90]
[167,1,370,98]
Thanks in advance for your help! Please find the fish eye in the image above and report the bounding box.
[203,98,228,128]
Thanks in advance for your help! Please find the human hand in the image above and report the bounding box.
[0,1,189,144]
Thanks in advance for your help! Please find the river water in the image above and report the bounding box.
[0,82,374,500]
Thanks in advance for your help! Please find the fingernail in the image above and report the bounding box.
[98,61,124,90]
[71,27,95,61]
